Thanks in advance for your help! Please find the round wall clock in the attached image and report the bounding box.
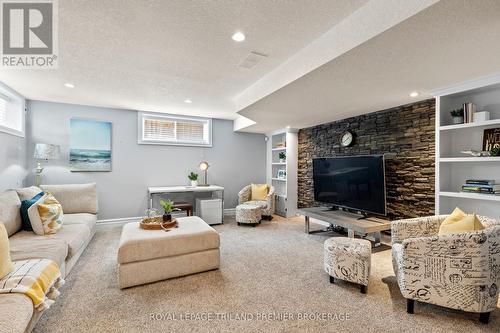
[341,131,353,147]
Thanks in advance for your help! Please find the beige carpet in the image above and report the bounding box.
[34,216,499,333]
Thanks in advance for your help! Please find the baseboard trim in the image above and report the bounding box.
[97,209,236,226]
[97,217,142,226]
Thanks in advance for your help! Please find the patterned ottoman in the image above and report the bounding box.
[236,203,262,226]
[324,237,371,294]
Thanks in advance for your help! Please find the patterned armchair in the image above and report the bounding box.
[391,215,500,324]
[237,185,275,218]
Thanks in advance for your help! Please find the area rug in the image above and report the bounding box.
[34,216,499,332]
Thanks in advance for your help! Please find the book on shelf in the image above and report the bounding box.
[463,102,476,123]
[462,184,500,189]
[461,189,500,195]
[465,179,496,185]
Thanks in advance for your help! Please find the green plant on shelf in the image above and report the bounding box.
[278,152,286,160]
[450,108,464,117]
[490,147,500,157]
[188,172,198,181]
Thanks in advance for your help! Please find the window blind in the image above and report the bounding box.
[139,113,211,146]
[0,95,7,125]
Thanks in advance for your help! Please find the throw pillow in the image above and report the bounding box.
[20,192,44,231]
[251,184,268,201]
[28,193,64,236]
[0,222,14,279]
[438,208,485,235]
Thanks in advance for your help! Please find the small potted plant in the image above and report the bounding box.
[450,108,464,124]
[278,151,286,163]
[159,199,179,222]
[188,172,198,187]
[490,147,500,157]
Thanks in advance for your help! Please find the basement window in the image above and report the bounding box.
[0,88,24,137]
[138,112,212,147]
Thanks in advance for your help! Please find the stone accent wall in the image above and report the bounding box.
[298,99,435,220]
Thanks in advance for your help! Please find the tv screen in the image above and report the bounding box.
[312,155,386,216]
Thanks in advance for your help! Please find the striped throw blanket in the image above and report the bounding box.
[0,259,64,311]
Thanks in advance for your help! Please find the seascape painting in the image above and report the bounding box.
[70,119,112,172]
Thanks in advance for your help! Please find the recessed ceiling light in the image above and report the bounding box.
[184,99,192,104]
[409,91,419,98]
[64,83,75,88]
[231,32,245,42]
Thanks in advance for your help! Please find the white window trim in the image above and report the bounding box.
[0,83,25,138]
[137,112,212,147]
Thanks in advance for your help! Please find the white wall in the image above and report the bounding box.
[26,100,266,220]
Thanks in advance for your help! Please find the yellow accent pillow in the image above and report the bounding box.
[27,193,64,235]
[438,208,485,235]
[251,184,268,201]
[0,223,14,279]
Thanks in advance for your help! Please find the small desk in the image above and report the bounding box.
[148,185,224,223]
[297,207,391,247]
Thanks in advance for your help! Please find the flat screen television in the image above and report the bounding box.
[312,155,386,216]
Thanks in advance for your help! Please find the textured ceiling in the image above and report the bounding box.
[0,0,369,119]
[238,0,500,133]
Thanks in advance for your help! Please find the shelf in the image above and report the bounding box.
[439,157,500,162]
[440,118,500,131]
[271,178,286,182]
[439,191,500,202]
[272,162,286,165]
[272,147,286,151]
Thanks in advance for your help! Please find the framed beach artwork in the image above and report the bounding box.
[70,118,112,172]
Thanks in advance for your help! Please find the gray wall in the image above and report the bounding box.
[0,131,27,189]
[0,83,27,190]
[26,100,266,220]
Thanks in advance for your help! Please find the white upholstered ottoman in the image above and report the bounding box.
[118,216,220,289]
[324,237,371,294]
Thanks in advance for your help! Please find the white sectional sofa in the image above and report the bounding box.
[0,183,98,333]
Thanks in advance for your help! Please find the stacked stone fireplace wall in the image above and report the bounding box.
[297,99,435,220]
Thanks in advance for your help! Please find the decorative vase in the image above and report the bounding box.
[191,180,198,187]
[452,116,464,124]
[163,213,172,222]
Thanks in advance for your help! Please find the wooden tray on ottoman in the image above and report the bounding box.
[140,217,177,230]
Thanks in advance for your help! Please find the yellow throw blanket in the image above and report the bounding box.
[0,259,64,311]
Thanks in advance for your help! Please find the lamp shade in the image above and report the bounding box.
[34,143,60,160]
[199,161,209,171]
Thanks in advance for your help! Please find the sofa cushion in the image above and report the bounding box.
[9,232,68,267]
[51,224,91,258]
[63,213,97,231]
[20,191,44,231]
[0,190,22,236]
[40,183,98,214]
[0,223,13,279]
[0,294,33,333]
[15,186,43,201]
[28,193,64,236]
[118,216,220,264]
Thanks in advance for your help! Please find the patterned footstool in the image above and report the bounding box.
[236,203,262,226]
[324,237,371,294]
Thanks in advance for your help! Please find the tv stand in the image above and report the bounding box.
[297,207,391,247]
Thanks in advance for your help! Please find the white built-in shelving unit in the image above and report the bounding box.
[432,73,500,219]
[266,129,298,217]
